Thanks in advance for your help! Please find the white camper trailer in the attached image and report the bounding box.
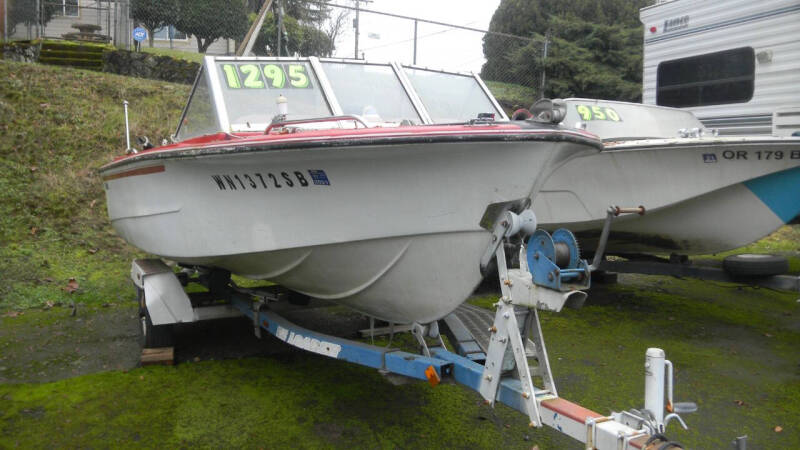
[640,0,800,136]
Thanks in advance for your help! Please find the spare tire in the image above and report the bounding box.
[722,254,789,277]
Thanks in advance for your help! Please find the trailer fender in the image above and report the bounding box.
[131,259,194,325]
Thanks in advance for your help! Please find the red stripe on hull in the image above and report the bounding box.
[102,165,165,181]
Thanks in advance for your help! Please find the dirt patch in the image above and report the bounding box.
[0,299,370,383]
[0,305,141,383]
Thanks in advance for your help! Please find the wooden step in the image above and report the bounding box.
[140,347,174,366]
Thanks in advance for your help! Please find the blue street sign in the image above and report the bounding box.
[133,27,148,42]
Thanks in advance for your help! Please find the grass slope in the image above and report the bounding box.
[0,60,189,311]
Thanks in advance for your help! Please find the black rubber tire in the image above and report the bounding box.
[722,254,789,277]
[137,287,174,348]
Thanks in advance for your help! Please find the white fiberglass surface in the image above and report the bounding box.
[216,61,332,131]
[321,62,421,124]
[404,68,500,123]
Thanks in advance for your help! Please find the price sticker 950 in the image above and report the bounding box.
[575,104,622,121]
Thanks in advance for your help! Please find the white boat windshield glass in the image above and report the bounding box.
[404,68,501,123]
[175,68,221,141]
[217,60,332,131]
[321,62,421,124]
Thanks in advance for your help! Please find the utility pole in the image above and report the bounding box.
[277,0,283,56]
[540,29,551,99]
[34,0,40,39]
[413,20,418,65]
[3,0,8,43]
[353,0,372,59]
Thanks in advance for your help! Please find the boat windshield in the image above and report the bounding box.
[174,57,508,141]
[404,67,501,123]
[321,62,421,124]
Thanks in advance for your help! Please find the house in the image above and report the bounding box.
[2,0,234,55]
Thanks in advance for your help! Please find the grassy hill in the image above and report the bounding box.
[0,60,189,311]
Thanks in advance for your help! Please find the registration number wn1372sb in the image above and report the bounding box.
[210,169,331,191]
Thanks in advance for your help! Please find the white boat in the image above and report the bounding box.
[99,56,601,324]
[531,98,800,255]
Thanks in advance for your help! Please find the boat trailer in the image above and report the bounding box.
[132,207,699,449]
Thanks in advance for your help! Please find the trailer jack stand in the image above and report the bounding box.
[470,208,696,447]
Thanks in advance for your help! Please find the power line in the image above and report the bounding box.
[360,23,468,52]
[321,1,534,42]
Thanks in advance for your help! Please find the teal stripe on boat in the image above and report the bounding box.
[743,167,800,223]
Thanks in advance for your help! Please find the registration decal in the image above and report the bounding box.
[308,169,330,186]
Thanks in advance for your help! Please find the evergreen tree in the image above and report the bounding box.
[131,0,177,47]
[482,0,650,102]
[173,0,249,53]
[249,1,335,56]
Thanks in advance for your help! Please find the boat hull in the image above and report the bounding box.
[102,131,597,323]
[534,137,800,255]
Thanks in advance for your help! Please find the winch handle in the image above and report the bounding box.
[614,205,646,216]
[589,205,647,271]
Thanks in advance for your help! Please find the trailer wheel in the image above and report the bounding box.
[136,287,174,348]
[722,254,789,277]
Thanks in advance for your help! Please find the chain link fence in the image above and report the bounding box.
[2,1,127,45]
[1,1,546,108]
[322,2,545,111]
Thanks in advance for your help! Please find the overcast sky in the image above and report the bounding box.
[325,0,502,73]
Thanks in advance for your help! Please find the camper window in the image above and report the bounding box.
[656,47,754,108]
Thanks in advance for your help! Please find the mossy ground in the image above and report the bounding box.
[1,61,799,448]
